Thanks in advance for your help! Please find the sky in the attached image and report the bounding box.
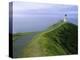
[11,1,78,33]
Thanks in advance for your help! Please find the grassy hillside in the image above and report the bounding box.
[13,32,39,58]
[22,21,78,57]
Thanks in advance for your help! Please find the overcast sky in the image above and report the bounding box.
[12,1,78,33]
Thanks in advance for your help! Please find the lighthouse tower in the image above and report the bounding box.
[64,14,67,22]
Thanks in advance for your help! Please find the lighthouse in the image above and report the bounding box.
[64,14,67,22]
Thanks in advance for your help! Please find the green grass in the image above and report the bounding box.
[22,22,78,57]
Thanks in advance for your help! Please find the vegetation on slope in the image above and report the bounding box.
[22,22,78,57]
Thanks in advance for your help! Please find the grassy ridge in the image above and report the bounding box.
[22,22,78,57]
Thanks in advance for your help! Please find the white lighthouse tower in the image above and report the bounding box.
[64,14,67,22]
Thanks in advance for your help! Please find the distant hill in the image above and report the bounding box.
[22,21,78,57]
